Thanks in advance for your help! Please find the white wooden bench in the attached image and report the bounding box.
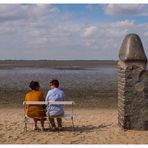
[23,101,75,131]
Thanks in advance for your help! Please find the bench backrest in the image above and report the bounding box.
[23,101,74,105]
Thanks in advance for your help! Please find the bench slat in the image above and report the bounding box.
[49,101,74,105]
[23,101,74,105]
[23,101,47,105]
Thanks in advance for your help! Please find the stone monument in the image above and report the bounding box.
[118,33,148,130]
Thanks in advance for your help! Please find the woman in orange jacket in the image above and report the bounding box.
[25,81,46,131]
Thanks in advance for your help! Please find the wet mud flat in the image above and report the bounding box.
[0,60,117,109]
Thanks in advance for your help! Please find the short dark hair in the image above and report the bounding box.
[29,81,40,90]
[50,79,59,88]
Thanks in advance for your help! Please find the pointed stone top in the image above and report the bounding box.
[119,33,147,63]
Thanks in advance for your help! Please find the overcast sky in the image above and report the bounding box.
[0,4,148,60]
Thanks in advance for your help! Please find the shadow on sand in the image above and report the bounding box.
[41,123,112,133]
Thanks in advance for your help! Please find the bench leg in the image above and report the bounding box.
[24,117,27,132]
[71,117,74,131]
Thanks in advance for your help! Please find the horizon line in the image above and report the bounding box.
[0,59,118,61]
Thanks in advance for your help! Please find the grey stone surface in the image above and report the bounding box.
[118,33,148,130]
[119,33,147,63]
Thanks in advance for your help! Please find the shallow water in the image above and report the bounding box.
[0,66,118,106]
[0,67,117,91]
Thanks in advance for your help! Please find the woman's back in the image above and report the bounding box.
[25,90,46,118]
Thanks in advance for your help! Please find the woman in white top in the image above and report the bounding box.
[45,80,64,130]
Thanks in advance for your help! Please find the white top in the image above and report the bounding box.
[45,88,65,116]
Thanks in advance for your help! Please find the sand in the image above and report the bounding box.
[0,106,148,144]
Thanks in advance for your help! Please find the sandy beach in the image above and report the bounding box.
[0,60,148,144]
[0,106,148,144]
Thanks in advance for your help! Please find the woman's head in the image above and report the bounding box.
[49,79,59,89]
[29,81,40,90]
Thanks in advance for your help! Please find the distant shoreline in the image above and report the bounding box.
[0,60,117,63]
[0,60,117,69]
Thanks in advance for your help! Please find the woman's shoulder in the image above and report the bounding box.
[25,91,32,96]
[25,91,32,101]
[57,88,64,94]
[46,89,53,95]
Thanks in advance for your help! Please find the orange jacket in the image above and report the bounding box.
[25,90,46,119]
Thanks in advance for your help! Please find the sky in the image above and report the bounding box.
[0,4,148,60]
